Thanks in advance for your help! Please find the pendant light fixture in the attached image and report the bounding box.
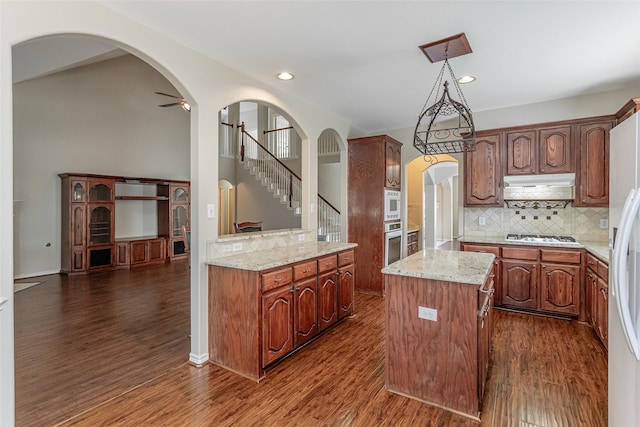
[413,33,476,161]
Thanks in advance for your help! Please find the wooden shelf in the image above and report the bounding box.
[115,196,170,201]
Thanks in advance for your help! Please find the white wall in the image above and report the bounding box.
[12,54,190,278]
[318,162,341,209]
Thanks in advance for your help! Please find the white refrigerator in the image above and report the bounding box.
[609,110,640,426]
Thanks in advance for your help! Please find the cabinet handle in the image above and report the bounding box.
[478,250,487,253]
[582,200,586,203]
[294,286,300,291]
[302,269,311,273]
[274,277,283,282]
[335,271,340,276]
[541,264,546,269]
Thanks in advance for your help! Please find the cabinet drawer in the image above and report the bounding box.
[462,244,500,257]
[597,261,609,280]
[338,250,355,267]
[502,247,538,261]
[318,255,338,273]
[262,267,293,292]
[586,253,599,270]
[541,249,581,264]
[293,260,317,281]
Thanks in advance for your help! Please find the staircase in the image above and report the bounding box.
[238,125,341,241]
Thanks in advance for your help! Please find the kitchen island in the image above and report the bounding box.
[382,249,495,421]
[206,241,357,381]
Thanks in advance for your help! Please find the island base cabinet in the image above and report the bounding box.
[384,273,489,421]
[262,286,294,367]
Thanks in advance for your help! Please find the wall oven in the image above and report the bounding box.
[384,189,401,222]
[384,222,403,266]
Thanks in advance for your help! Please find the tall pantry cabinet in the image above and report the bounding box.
[348,134,402,295]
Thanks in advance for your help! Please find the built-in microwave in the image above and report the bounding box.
[384,189,401,222]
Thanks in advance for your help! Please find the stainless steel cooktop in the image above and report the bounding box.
[505,234,581,247]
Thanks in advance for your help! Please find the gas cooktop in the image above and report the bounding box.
[505,234,581,247]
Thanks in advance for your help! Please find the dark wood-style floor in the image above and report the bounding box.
[15,261,607,426]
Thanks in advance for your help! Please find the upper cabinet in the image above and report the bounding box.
[385,138,402,190]
[506,126,573,175]
[464,132,502,206]
[575,120,614,207]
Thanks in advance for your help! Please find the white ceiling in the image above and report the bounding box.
[14,1,640,133]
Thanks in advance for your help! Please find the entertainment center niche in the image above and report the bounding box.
[59,173,190,275]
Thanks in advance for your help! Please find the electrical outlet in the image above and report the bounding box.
[418,306,438,322]
[221,245,232,253]
[232,242,243,251]
[600,218,609,229]
[298,234,305,241]
[478,216,486,226]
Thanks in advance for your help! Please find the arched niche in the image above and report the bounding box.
[317,128,346,242]
[218,100,307,236]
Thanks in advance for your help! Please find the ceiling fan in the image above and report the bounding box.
[155,91,191,112]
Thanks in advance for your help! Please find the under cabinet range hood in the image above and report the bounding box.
[503,173,576,187]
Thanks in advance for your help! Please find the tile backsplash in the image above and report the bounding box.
[464,206,609,241]
[207,228,316,259]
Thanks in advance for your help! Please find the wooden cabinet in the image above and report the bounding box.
[586,253,608,349]
[385,138,402,190]
[461,243,502,305]
[60,173,189,274]
[169,183,190,259]
[208,248,356,380]
[262,285,294,366]
[464,243,582,317]
[464,132,502,206]
[502,259,539,310]
[384,258,495,420]
[337,250,355,319]
[318,254,338,331]
[506,126,573,175]
[575,120,613,207]
[407,231,419,256]
[348,135,402,295]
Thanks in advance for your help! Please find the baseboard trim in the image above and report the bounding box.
[189,352,209,367]
[14,269,60,280]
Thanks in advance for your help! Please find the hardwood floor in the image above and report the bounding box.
[15,262,607,426]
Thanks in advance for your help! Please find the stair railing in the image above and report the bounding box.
[239,123,301,210]
[318,195,341,242]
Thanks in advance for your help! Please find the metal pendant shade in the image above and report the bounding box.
[413,48,476,156]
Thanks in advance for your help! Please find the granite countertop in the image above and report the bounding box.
[459,235,609,263]
[206,241,357,271]
[382,249,494,286]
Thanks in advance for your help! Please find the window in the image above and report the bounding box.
[268,113,297,159]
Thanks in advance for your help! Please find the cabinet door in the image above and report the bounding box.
[506,130,537,175]
[385,140,402,189]
[88,179,114,202]
[87,204,114,246]
[596,277,608,348]
[70,205,86,272]
[148,239,166,262]
[539,126,573,174]
[501,260,538,310]
[338,264,354,319]
[262,286,294,367]
[130,241,148,265]
[71,179,87,203]
[464,133,502,206]
[576,121,612,207]
[294,277,318,347]
[318,270,338,331]
[586,269,597,327]
[116,242,129,267]
[540,263,580,315]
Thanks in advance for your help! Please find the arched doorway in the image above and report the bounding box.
[317,128,346,242]
[10,34,193,424]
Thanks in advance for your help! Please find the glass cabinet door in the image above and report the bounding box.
[89,205,112,245]
[172,186,189,203]
[72,181,86,203]
[89,181,113,202]
[172,205,188,237]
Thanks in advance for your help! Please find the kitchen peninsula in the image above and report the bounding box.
[382,249,495,421]
[207,241,356,381]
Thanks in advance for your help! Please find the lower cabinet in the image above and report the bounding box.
[462,243,582,317]
[114,237,168,269]
[208,247,356,381]
[586,253,608,349]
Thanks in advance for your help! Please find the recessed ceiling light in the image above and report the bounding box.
[457,75,476,84]
[277,72,295,81]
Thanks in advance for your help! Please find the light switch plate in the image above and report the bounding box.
[207,204,216,219]
[478,216,486,226]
